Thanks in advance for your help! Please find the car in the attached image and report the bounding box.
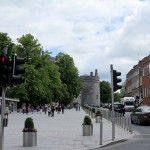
[130,106,150,125]
[109,103,125,115]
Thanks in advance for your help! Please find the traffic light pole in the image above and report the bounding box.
[0,87,6,150]
[110,64,115,141]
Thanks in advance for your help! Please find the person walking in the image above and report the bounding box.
[26,104,28,115]
[61,104,64,114]
[40,105,42,114]
[51,105,55,117]
[78,104,80,111]
[57,105,61,114]
[47,105,51,117]
[75,103,78,111]
[44,104,47,114]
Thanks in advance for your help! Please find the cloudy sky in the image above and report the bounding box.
[0,0,150,82]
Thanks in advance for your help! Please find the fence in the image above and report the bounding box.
[100,108,132,134]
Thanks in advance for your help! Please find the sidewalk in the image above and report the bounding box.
[2,108,135,150]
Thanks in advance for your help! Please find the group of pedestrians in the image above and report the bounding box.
[42,103,65,117]
[21,103,67,117]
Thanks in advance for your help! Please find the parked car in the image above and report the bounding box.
[130,106,150,125]
[109,104,125,116]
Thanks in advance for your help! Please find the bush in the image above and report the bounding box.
[95,110,101,116]
[83,115,92,125]
[22,117,37,132]
[25,117,34,128]
[91,108,95,113]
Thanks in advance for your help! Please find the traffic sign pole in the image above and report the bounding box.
[110,64,115,141]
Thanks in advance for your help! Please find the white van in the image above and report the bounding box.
[121,97,135,112]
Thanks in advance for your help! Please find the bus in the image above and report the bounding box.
[120,97,135,112]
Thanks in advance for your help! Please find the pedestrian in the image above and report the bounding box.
[26,104,28,115]
[78,103,80,111]
[40,105,42,114]
[22,106,26,114]
[44,104,47,114]
[76,103,78,111]
[61,104,64,114]
[47,105,51,117]
[36,105,39,113]
[51,105,55,117]
[31,106,34,114]
[57,105,61,114]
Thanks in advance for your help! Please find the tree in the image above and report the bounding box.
[100,81,111,103]
[55,53,83,105]
[0,32,14,56]
[114,92,121,102]
[6,34,53,105]
[3,32,82,107]
[120,81,126,98]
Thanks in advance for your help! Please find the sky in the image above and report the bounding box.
[0,0,150,82]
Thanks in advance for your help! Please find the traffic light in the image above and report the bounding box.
[113,70,122,92]
[0,54,8,86]
[11,55,26,84]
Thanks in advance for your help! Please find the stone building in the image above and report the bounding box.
[81,69,100,106]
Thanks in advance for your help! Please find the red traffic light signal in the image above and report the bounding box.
[0,54,7,63]
[0,54,8,86]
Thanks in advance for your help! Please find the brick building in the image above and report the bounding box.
[126,54,150,105]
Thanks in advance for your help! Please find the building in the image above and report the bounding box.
[0,97,19,112]
[81,69,100,106]
[126,54,150,105]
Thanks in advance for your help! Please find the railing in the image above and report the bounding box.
[100,108,132,134]
[82,105,132,134]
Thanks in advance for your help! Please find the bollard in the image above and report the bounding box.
[100,114,103,145]
[121,114,124,128]
[129,116,133,134]
[124,116,127,129]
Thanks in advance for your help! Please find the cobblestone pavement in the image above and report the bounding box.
[0,108,135,150]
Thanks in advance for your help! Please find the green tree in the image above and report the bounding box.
[55,53,83,105]
[4,33,82,107]
[0,32,14,56]
[120,81,126,98]
[6,34,52,105]
[114,92,121,102]
[100,81,111,103]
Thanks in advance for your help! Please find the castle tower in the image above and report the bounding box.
[81,69,100,106]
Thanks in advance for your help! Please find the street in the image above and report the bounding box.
[96,118,150,150]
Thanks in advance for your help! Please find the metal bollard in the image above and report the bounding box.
[129,116,133,134]
[124,116,126,129]
[100,114,103,145]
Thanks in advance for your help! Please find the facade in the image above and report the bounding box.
[141,55,150,105]
[126,64,141,98]
[0,97,19,112]
[126,54,150,105]
[81,69,100,106]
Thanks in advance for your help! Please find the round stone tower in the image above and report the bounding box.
[81,69,100,106]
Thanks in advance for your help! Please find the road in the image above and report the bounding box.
[96,114,150,150]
